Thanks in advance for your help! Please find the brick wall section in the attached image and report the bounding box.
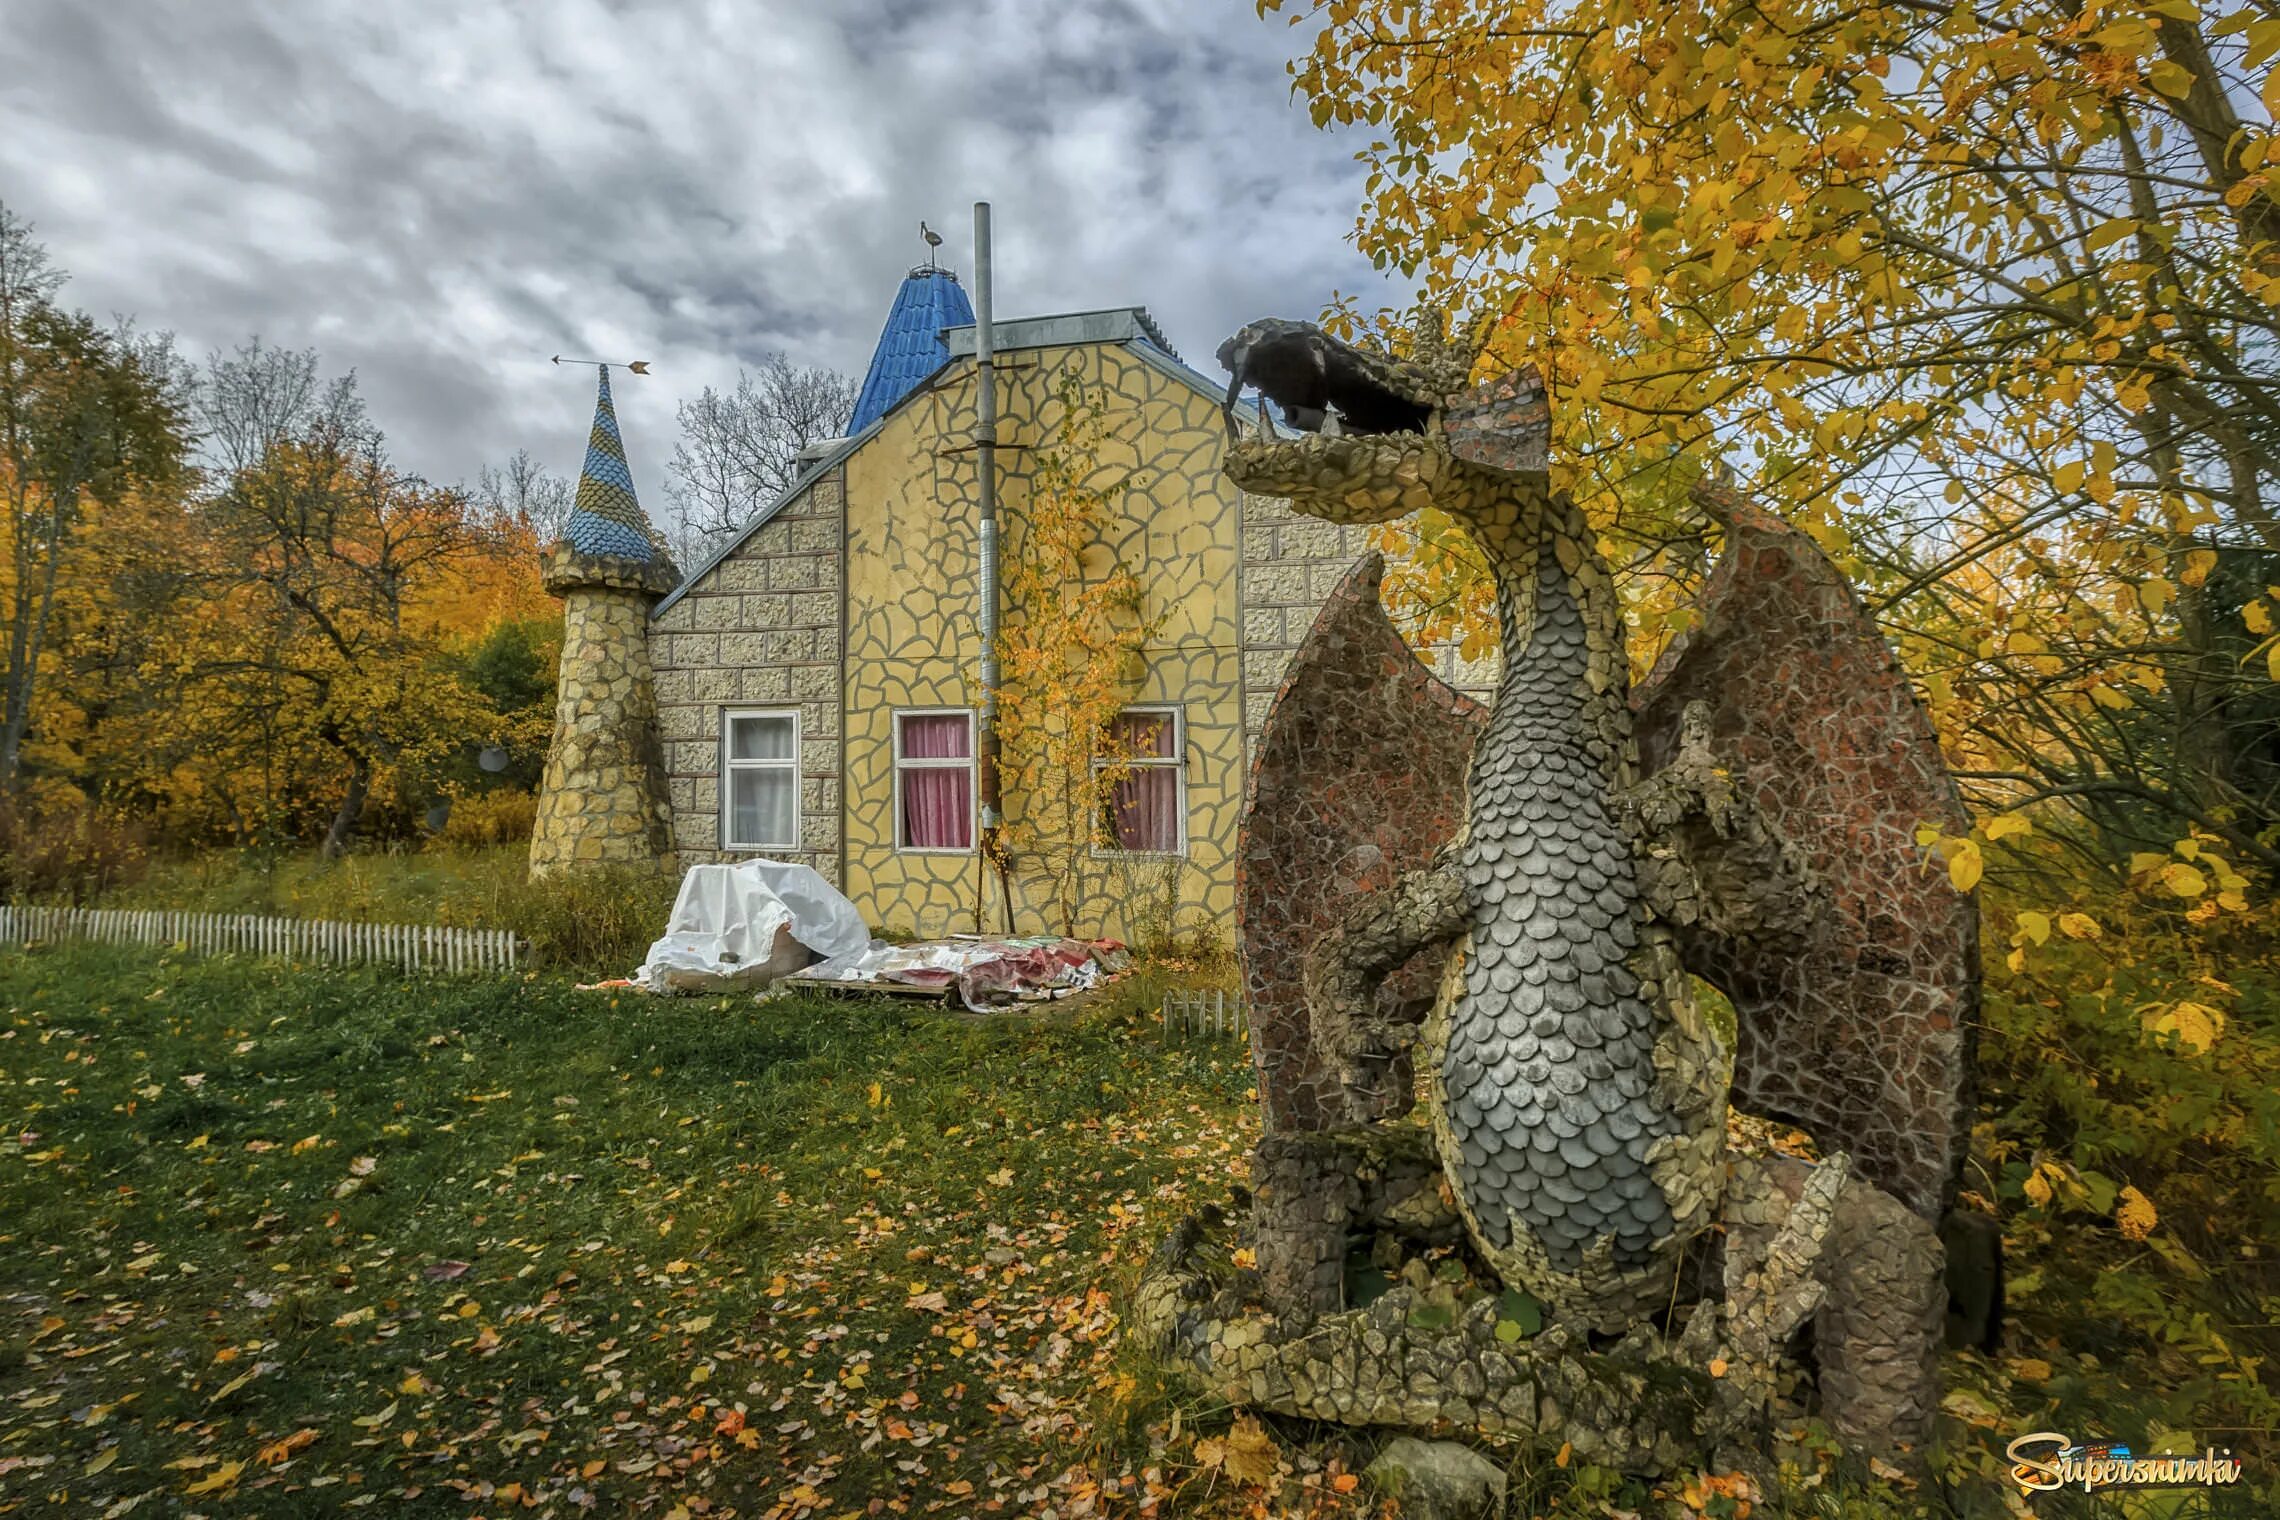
[649,467,846,884]
[1237,493,1498,772]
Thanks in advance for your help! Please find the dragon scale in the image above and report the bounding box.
[1444,519,1678,1266]
[1218,321,1727,1321]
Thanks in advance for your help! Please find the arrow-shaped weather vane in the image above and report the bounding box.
[552,355,651,374]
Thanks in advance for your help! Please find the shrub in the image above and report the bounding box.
[438,862,679,977]
[438,789,539,848]
[0,799,152,903]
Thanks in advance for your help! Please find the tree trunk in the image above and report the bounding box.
[322,754,371,859]
[0,488,70,792]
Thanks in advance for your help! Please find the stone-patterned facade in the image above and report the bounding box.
[649,468,847,884]
[643,311,1497,941]
[528,545,678,876]
[834,337,1249,940]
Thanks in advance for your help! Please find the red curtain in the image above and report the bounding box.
[899,714,972,849]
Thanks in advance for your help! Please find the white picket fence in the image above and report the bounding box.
[1161,987,1247,1042]
[0,904,524,976]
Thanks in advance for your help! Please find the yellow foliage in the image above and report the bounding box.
[1948,838,1985,892]
[2143,1000,2224,1055]
[1271,0,2279,928]
[2116,1185,2159,1241]
[993,368,1164,935]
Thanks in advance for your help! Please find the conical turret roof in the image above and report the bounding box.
[564,366,661,561]
[848,265,975,434]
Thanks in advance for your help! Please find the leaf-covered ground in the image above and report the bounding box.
[0,945,1282,1517]
[8,940,2277,1520]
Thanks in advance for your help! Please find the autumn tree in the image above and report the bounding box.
[0,204,188,792]
[1270,0,2280,904]
[995,368,1163,936]
[188,381,505,854]
[666,352,857,563]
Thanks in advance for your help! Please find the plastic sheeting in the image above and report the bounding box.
[634,860,870,994]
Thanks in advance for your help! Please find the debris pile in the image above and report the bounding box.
[795,935,1131,1011]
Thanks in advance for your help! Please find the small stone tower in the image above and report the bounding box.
[529,366,680,878]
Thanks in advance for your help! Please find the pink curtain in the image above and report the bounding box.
[901,714,970,759]
[1107,713,1180,851]
[900,714,972,849]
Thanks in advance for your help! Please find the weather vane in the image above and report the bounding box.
[920,220,942,271]
[552,355,651,374]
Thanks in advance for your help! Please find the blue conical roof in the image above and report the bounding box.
[564,366,659,561]
[849,265,975,434]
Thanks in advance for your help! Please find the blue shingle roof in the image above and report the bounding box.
[848,266,975,435]
[566,365,659,562]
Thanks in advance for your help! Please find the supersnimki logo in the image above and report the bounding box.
[2005,1432,2244,1495]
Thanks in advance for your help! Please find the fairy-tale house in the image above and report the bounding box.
[641,257,1494,939]
[528,366,681,877]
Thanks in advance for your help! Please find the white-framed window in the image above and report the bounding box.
[893,708,976,853]
[1094,705,1186,856]
[721,708,800,850]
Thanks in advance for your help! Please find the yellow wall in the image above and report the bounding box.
[842,341,1243,942]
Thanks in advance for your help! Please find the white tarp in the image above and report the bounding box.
[634,860,870,993]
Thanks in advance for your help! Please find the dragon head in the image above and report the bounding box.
[1216,311,1549,536]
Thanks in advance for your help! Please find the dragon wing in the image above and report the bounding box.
[1240,551,1486,1133]
[1631,483,1978,1219]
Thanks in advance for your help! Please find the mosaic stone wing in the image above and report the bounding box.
[1631,484,1978,1219]
[1240,552,1485,1133]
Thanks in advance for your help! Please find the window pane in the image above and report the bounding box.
[1113,710,1176,758]
[901,766,972,849]
[899,713,971,759]
[730,714,796,761]
[730,768,796,846]
[1107,766,1180,851]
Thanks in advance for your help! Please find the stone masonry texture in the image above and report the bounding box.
[649,466,846,884]
[1633,485,1980,1218]
[530,549,678,876]
[1238,495,1495,759]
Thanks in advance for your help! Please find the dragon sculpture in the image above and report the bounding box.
[1133,314,1978,1469]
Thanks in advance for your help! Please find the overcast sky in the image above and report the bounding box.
[0,0,1397,519]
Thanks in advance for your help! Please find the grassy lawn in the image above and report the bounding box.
[0,945,1262,1517]
[8,934,2275,1519]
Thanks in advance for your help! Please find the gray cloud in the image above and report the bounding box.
[0,0,1393,516]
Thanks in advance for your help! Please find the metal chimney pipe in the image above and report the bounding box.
[972,202,1003,922]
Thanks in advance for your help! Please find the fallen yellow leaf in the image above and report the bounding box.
[184,1460,244,1495]
[257,1427,320,1465]
[1223,1414,1279,1485]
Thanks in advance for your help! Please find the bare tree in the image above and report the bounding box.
[666,351,856,562]
[196,338,331,475]
[473,447,573,543]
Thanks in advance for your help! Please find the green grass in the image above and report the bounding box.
[0,945,1257,1516]
[11,933,2274,1519]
